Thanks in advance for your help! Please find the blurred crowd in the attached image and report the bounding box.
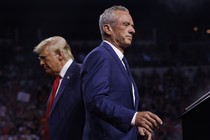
[0,39,210,140]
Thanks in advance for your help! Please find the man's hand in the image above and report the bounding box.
[138,126,152,140]
[135,111,163,133]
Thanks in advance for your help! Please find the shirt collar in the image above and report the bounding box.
[103,40,124,60]
[59,59,73,78]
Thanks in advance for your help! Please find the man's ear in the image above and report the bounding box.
[57,51,64,61]
[103,24,112,35]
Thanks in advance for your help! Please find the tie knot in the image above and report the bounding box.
[122,56,126,61]
[122,56,127,61]
[122,57,129,66]
[55,75,62,80]
[53,75,61,84]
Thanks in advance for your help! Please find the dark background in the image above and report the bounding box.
[0,0,210,139]
[1,0,210,41]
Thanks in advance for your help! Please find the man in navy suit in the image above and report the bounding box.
[34,36,85,140]
[81,5,163,140]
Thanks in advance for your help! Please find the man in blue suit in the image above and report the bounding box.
[81,6,163,140]
[34,36,85,140]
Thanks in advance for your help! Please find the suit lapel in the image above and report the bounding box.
[49,61,76,117]
[102,42,131,82]
[102,42,139,108]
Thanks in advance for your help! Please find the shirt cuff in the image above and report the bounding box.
[131,112,137,126]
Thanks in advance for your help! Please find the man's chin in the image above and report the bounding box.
[123,42,132,48]
[125,40,132,46]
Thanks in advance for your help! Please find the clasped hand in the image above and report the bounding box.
[135,111,163,140]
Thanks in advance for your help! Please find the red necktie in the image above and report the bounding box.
[44,75,61,140]
[47,75,61,117]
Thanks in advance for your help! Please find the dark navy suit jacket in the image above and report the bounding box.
[48,61,85,140]
[81,41,140,140]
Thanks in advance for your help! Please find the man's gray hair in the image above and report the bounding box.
[99,5,129,37]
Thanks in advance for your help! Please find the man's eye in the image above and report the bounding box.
[39,56,47,60]
[123,22,129,26]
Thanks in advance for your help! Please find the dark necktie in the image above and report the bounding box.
[122,57,136,106]
[44,75,61,140]
[122,56,132,76]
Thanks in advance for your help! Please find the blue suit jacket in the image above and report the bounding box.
[81,42,140,140]
[48,61,85,140]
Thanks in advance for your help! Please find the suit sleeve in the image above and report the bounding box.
[81,51,136,132]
